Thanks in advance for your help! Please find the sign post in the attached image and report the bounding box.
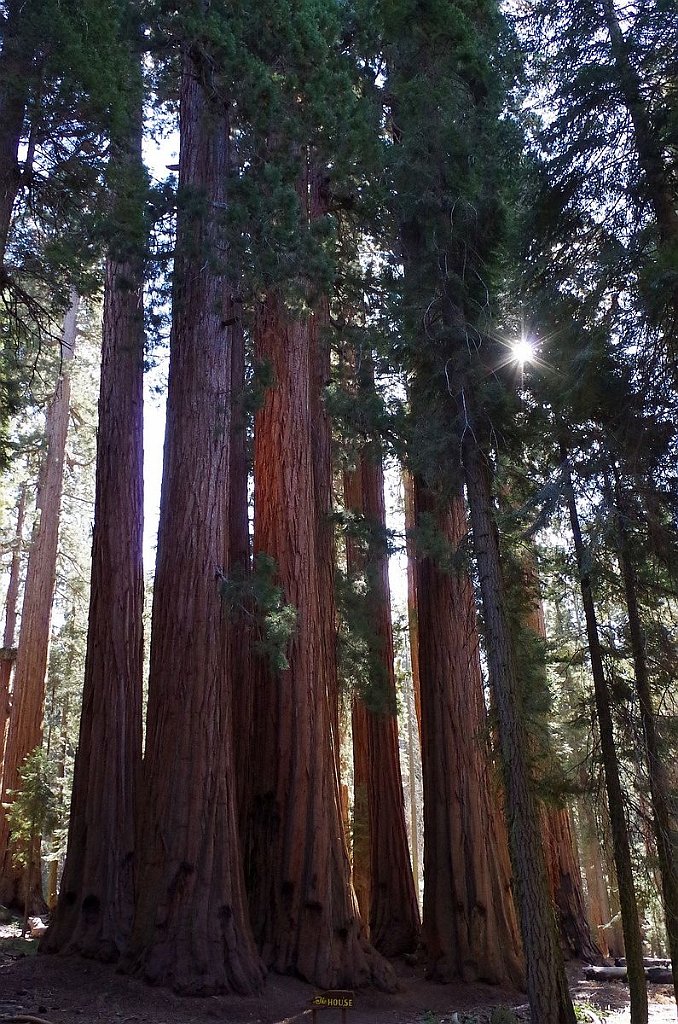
[310,990,354,1024]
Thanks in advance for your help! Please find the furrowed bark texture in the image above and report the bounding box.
[562,453,647,1024]
[0,483,26,767]
[0,292,78,910]
[124,53,263,996]
[343,413,421,957]
[247,285,393,990]
[413,480,523,986]
[42,74,145,960]
[464,442,575,1024]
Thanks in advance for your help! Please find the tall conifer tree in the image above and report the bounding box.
[124,4,264,993]
[381,0,576,1017]
[42,3,146,959]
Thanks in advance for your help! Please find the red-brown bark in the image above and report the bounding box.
[0,482,26,768]
[342,411,420,957]
[543,804,602,962]
[41,71,145,960]
[245,284,393,989]
[0,292,78,910]
[413,479,523,986]
[123,49,263,996]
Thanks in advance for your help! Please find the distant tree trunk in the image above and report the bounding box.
[612,466,678,1003]
[42,61,145,960]
[578,802,612,959]
[562,451,647,1024]
[46,695,68,910]
[123,47,264,996]
[246,281,393,989]
[413,478,523,986]
[0,291,78,910]
[342,377,421,956]
[350,694,371,927]
[403,470,421,732]
[523,558,601,962]
[463,437,575,1024]
[228,294,253,834]
[542,804,602,962]
[0,482,26,766]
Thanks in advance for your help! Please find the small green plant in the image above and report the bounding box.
[489,1009,519,1024]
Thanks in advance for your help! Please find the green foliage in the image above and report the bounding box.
[3,748,59,872]
[335,564,396,715]
[221,553,297,672]
[489,1009,519,1024]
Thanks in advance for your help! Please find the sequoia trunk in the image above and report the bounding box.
[42,64,145,959]
[542,804,602,962]
[123,47,263,995]
[246,284,393,989]
[342,401,420,957]
[0,292,78,909]
[413,479,523,986]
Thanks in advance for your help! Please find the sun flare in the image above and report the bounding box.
[511,337,536,366]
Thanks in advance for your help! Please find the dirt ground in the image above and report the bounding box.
[0,925,675,1024]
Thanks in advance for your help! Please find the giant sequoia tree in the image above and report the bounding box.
[342,355,421,958]
[410,477,524,985]
[123,11,264,994]
[42,10,146,959]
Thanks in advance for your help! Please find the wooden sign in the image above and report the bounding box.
[310,990,354,1023]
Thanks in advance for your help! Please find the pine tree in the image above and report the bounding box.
[381,0,576,1017]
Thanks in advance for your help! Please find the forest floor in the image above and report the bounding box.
[0,923,675,1024]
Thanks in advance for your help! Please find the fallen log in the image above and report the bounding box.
[614,957,671,969]
[585,966,628,980]
[584,964,673,985]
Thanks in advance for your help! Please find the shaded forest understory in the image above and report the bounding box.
[0,929,676,1024]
